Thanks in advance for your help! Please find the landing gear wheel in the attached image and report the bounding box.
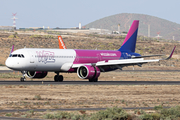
[89,79,93,82]
[54,75,63,82]
[93,78,98,82]
[89,78,98,82]
[58,75,63,82]
[20,77,25,82]
[20,71,26,82]
[54,75,58,82]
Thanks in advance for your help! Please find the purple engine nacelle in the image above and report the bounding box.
[77,65,100,79]
[26,71,48,79]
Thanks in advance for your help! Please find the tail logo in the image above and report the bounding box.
[58,36,67,49]
[119,20,139,53]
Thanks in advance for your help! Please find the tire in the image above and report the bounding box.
[54,75,58,82]
[89,78,98,82]
[58,75,63,82]
[94,78,98,82]
[20,77,25,82]
[89,79,94,82]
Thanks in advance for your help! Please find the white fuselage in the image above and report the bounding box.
[6,48,76,71]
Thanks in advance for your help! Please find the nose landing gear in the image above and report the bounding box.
[20,71,26,82]
[54,72,63,82]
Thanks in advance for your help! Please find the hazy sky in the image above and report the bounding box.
[0,0,179,28]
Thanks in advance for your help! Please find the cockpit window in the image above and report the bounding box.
[9,54,25,58]
[12,54,17,57]
[21,54,24,58]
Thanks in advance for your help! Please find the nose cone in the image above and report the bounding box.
[5,58,13,69]
[6,58,24,71]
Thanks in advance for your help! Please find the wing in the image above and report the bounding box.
[96,46,176,70]
[72,46,176,70]
[131,54,164,58]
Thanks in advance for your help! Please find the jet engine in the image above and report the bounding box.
[77,65,100,79]
[26,71,48,79]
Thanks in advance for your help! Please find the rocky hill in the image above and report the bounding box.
[85,13,180,40]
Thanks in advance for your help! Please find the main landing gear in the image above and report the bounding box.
[20,71,26,82]
[89,78,98,82]
[54,72,63,82]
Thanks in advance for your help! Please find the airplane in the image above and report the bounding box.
[58,36,67,49]
[5,20,176,82]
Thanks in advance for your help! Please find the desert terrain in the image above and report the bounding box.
[0,31,180,119]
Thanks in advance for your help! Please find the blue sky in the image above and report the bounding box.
[0,0,179,28]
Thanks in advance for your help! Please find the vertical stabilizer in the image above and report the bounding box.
[58,36,67,49]
[10,45,14,53]
[118,20,139,53]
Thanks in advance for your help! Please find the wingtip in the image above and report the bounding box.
[163,46,176,60]
[169,46,176,58]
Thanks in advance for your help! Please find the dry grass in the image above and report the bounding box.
[0,32,180,119]
[0,84,179,110]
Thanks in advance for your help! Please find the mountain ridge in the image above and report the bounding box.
[85,13,180,40]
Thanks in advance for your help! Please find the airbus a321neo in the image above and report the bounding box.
[5,20,176,82]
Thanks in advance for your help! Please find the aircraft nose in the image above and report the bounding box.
[5,58,14,69]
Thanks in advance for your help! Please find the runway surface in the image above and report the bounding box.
[120,70,180,72]
[0,80,180,85]
[1,70,180,73]
[0,70,13,73]
[0,70,180,85]
[0,116,41,120]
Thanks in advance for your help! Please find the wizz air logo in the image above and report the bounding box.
[36,51,55,64]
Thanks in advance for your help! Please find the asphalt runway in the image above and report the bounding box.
[0,80,180,85]
[0,116,41,120]
[0,70,180,85]
[1,70,180,73]
[120,70,180,72]
[0,70,13,73]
